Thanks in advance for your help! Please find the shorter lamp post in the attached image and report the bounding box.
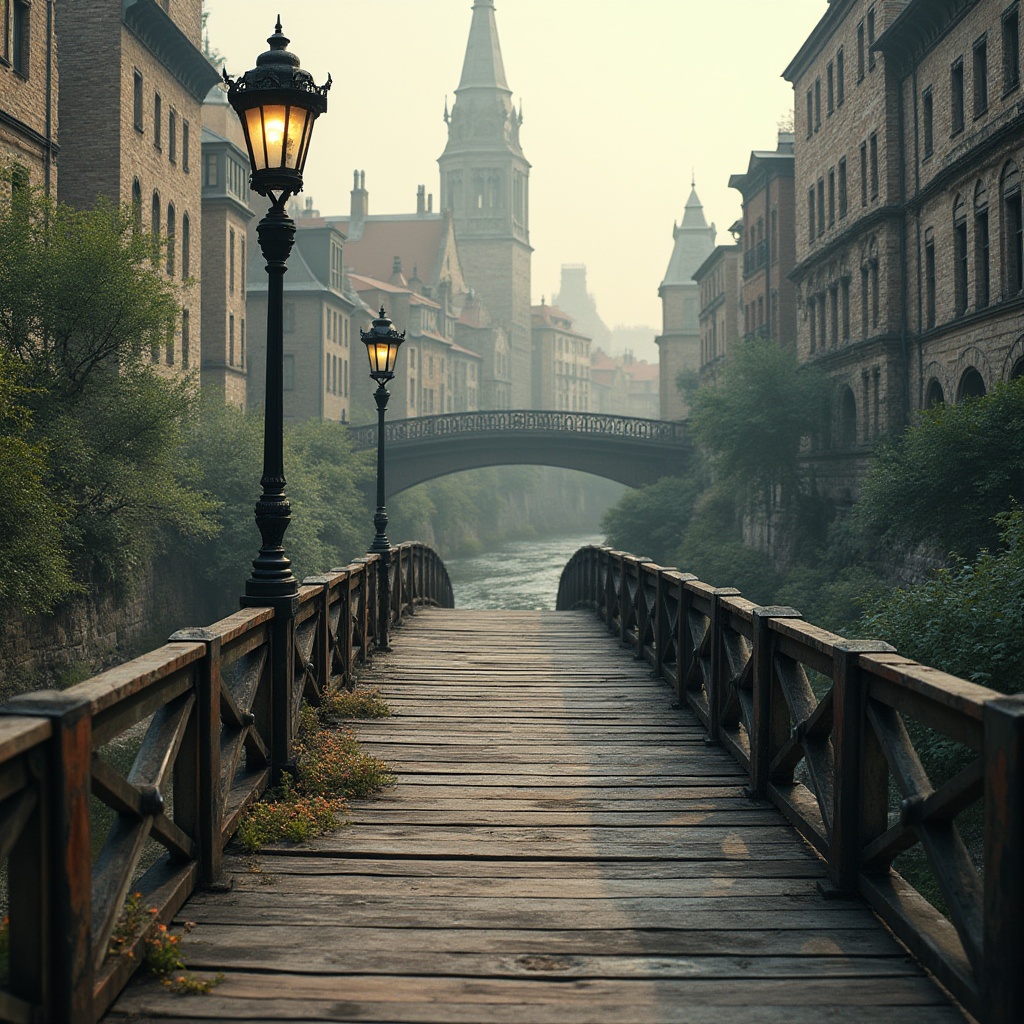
[361,307,405,650]
[224,20,330,605]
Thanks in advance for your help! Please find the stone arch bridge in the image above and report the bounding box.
[349,410,691,496]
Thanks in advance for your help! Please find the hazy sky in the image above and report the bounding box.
[205,0,826,332]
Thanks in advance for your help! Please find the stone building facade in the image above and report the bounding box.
[552,264,613,352]
[785,0,909,505]
[0,0,58,194]
[531,303,591,411]
[438,0,532,407]
[56,0,219,374]
[200,87,253,407]
[247,219,359,424]
[877,0,1024,407]
[656,185,716,420]
[729,131,798,347]
[693,243,742,381]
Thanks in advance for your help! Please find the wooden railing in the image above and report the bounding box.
[557,545,1023,1024]
[0,543,452,1024]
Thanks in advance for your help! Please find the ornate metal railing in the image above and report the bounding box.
[349,410,689,448]
[0,542,452,1023]
[558,545,1023,1024]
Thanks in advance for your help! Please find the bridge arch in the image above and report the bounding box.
[350,411,692,497]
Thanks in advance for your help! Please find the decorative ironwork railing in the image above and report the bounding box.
[350,411,689,448]
[557,545,1023,1024]
[0,543,452,1023]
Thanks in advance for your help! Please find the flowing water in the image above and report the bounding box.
[444,532,604,610]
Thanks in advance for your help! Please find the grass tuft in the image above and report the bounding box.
[318,685,392,721]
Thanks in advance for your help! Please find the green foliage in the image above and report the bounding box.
[183,399,372,612]
[0,170,217,602]
[599,472,707,565]
[0,354,76,612]
[861,507,1024,696]
[858,378,1024,557]
[689,339,831,515]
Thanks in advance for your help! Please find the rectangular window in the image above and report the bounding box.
[839,157,848,218]
[951,58,965,133]
[861,267,869,338]
[12,0,29,76]
[923,88,934,157]
[204,152,218,187]
[806,89,813,137]
[1006,183,1023,295]
[182,308,190,368]
[817,178,825,235]
[182,120,190,171]
[283,303,295,333]
[154,93,162,150]
[857,21,866,80]
[241,238,246,292]
[1004,4,1020,92]
[860,142,868,206]
[976,207,990,308]
[283,354,295,391]
[954,219,969,315]
[133,70,144,131]
[814,78,822,130]
[869,132,879,198]
[808,188,816,244]
[837,48,845,105]
[229,228,235,294]
[809,300,817,353]
[830,287,839,346]
[925,234,936,329]
[229,314,235,365]
[828,168,836,226]
[827,62,835,114]
[867,7,876,69]
[169,110,177,163]
[841,278,851,339]
[974,36,989,116]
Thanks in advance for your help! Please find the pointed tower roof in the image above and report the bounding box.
[457,0,511,95]
[661,184,716,288]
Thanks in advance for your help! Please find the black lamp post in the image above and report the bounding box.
[361,307,405,650]
[224,21,330,605]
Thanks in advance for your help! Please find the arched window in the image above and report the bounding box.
[925,378,945,408]
[166,203,176,277]
[1011,356,1024,380]
[957,367,987,401]
[181,213,190,278]
[151,191,161,267]
[1003,160,1023,296]
[953,194,968,315]
[975,180,990,308]
[131,178,142,233]
[838,386,857,447]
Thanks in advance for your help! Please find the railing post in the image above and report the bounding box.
[168,628,225,887]
[267,599,300,780]
[604,552,617,633]
[749,607,801,797]
[5,691,94,1023]
[983,694,1024,1024]
[707,588,741,745]
[301,576,332,696]
[829,640,895,895]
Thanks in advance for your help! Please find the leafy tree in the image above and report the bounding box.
[688,339,831,521]
[858,378,1024,558]
[183,400,372,615]
[0,169,218,596]
[0,354,76,612]
[861,506,1024,696]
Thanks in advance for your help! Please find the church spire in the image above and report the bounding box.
[457,0,510,95]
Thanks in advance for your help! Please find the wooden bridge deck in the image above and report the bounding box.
[110,610,964,1023]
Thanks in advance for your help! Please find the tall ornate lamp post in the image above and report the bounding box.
[224,21,330,604]
[361,307,405,650]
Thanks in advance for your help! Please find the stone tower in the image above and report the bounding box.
[439,0,532,407]
[657,183,715,420]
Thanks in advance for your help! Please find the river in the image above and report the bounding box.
[443,532,604,610]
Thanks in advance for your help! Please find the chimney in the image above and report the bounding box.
[389,256,407,287]
[350,169,368,227]
[417,185,426,215]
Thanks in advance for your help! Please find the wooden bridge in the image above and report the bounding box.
[0,544,1021,1022]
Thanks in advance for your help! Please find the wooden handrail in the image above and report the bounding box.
[557,544,1024,1024]
[0,542,453,1023]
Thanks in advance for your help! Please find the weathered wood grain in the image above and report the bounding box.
[108,608,963,1023]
